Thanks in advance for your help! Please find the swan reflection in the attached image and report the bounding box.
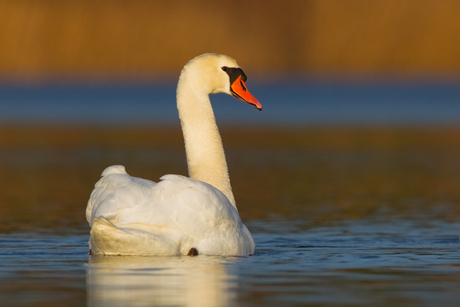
[86,255,239,307]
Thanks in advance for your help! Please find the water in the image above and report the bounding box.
[1,81,460,126]
[1,82,460,306]
[0,219,459,307]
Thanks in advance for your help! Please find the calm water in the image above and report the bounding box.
[1,81,460,126]
[1,82,460,306]
[0,219,459,307]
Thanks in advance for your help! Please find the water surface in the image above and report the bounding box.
[1,82,460,306]
[1,218,459,307]
[1,81,460,126]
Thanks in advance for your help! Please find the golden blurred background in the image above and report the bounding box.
[2,0,460,233]
[1,0,460,81]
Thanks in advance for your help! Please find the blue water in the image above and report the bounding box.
[1,81,460,126]
[1,80,460,306]
[0,219,459,306]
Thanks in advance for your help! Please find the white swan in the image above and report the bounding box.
[86,53,261,256]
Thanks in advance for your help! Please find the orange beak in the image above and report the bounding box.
[230,76,262,111]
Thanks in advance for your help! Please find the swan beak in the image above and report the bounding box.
[231,76,262,111]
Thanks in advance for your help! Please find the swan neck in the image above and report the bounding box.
[177,78,236,208]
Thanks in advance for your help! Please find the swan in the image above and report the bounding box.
[86,53,261,256]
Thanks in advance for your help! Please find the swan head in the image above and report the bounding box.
[180,53,262,110]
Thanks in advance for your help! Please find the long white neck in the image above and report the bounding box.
[176,69,236,208]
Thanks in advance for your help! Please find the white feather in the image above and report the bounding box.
[87,167,254,256]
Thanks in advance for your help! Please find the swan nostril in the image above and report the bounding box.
[240,80,247,91]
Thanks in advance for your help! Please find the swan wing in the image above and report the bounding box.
[87,165,239,231]
[86,165,157,226]
[147,174,241,238]
[153,175,254,255]
[86,165,251,255]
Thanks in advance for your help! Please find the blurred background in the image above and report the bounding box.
[2,0,460,80]
[2,2,460,306]
[1,0,460,230]
[2,0,460,126]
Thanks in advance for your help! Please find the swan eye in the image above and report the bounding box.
[221,67,228,72]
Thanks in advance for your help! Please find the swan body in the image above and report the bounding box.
[86,54,261,256]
